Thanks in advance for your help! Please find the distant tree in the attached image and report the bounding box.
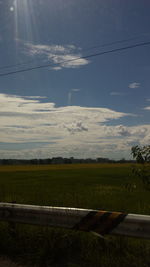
[131,145,150,189]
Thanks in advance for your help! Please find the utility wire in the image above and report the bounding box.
[0,33,148,71]
[0,40,150,77]
[0,60,40,70]
[81,35,148,52]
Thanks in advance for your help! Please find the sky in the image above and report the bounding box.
[0,0,150,160]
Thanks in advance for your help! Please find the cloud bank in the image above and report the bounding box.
[0,93,149,159]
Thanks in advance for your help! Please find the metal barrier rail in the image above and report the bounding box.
[0,203,150,239]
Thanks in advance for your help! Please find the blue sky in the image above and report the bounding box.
[0,0,150,159]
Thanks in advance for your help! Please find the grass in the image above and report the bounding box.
[0,163,150,266]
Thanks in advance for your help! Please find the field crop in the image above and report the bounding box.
[0,163,150,266]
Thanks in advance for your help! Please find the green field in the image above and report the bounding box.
[0,164,150,266]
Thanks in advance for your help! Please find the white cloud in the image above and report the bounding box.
[24,42,89,69]
[128,82,140,89]
[26,43,75,54]
[48,54,88,68]
[51,66,62,71]
[115,125,131,136]
[63,121,88,134]
[72,89,80,92]
[0,94,55,114]
[144,106,150,110]
[110,92,125,96]
[24,96,48,99]
[0,93,149,159]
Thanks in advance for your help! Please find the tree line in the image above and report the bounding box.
[0,157,134,165]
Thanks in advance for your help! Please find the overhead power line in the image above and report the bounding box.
[81,35,148,52]
[0,40,150,77]
[0,59,39,70]
[0,34,147,71]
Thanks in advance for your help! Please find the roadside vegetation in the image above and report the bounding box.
[131,145,150,189]
[0,163,150,266]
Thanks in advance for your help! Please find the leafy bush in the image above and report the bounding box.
[131,145,150,189]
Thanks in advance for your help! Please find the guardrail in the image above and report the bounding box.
[0,203,150,239]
